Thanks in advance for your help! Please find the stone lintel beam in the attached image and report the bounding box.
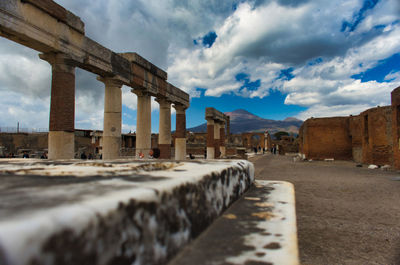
[20,0,85,34]
[119,52,167,80]
[205,107,228,123]
[120,52,167,96]
[120,54,189,108]
[166,83,190,109]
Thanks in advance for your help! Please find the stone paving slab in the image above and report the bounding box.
[0,158,254,265]
[169,180,299,265]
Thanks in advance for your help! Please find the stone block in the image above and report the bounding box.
[0,159,254,265]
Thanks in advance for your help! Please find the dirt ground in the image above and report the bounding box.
[250,153,400,265]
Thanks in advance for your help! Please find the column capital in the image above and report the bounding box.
[97,76,124,88]
[155,97,172,106]
[173,104,187,114]
[39,52,76,72]
[132,89,152,97]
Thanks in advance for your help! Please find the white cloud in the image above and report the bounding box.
[0,0,400,130]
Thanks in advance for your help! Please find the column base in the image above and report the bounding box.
[159,144,171,159]
[48,131,74,160]
[214,145,221,158]
[220,146,226,158]
[207,147,215,160]
[136,148,153,159]
[175,138,186,160]
[102,136,121,160]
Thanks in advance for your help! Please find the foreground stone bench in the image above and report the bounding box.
[0,159,253,265]
[170,180,299,265]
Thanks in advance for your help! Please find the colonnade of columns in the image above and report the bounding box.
[40,52,187,160]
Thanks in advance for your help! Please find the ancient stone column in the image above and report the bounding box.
[157,98,172,159]
[39,53,75,160]
[135,90,152,158]
[207,119,215,159]
[220,122,226,157]
[214,122,221,158]
[174,104,187,160]
[98,77,123,160]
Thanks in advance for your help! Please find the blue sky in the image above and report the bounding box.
[0,0,399,132]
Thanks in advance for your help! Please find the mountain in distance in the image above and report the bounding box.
[188,109,303,134]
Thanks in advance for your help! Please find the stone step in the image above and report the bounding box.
[169,180,299,265]
[0,159,254,265]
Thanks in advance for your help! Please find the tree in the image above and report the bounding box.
[274,131,289,140]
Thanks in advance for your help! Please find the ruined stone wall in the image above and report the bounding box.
[0,132,102,158]
[298,123,305,155]
[360,106,393,166]
[241,133,265,150]
[300,117,352,160]
[274,136,299,154]
[0,133,48,156]
[391,87,400,169]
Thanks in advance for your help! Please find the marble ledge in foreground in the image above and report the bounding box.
[0,159,254,265]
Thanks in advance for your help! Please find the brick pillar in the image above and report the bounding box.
[174,104,186,160]
[226,116,231,139]
[157,98,171,159]
[135,90,152,158]
[207,119,215,159]
[214,121,221,158]
[39,53,75,160]
[98,77,123,160]
[220,122,226,157]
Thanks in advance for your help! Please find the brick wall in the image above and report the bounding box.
[300,117,352,160]
[349,115,362,163]
[360,106,393,166]
[391,86,400,169]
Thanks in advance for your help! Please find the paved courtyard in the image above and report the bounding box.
[251,154,400,265]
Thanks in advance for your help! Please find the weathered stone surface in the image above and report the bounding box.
[21,0,84,34]
[205,107,228,123]
[169,180,299,265]
[0,159,254,265]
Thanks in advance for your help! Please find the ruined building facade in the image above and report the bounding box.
[299,86,400,168]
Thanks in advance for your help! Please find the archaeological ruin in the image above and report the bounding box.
[0,0,189,160]
[299,86,400,168]
[0,2,301,265]
[205,107,229,159]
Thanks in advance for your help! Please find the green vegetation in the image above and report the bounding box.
[274,131,289,140]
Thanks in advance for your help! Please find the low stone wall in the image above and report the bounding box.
[0,159,254,265]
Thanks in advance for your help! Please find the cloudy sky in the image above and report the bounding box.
[0,0,399,132]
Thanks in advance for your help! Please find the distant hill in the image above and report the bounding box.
[188,109,303,134]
